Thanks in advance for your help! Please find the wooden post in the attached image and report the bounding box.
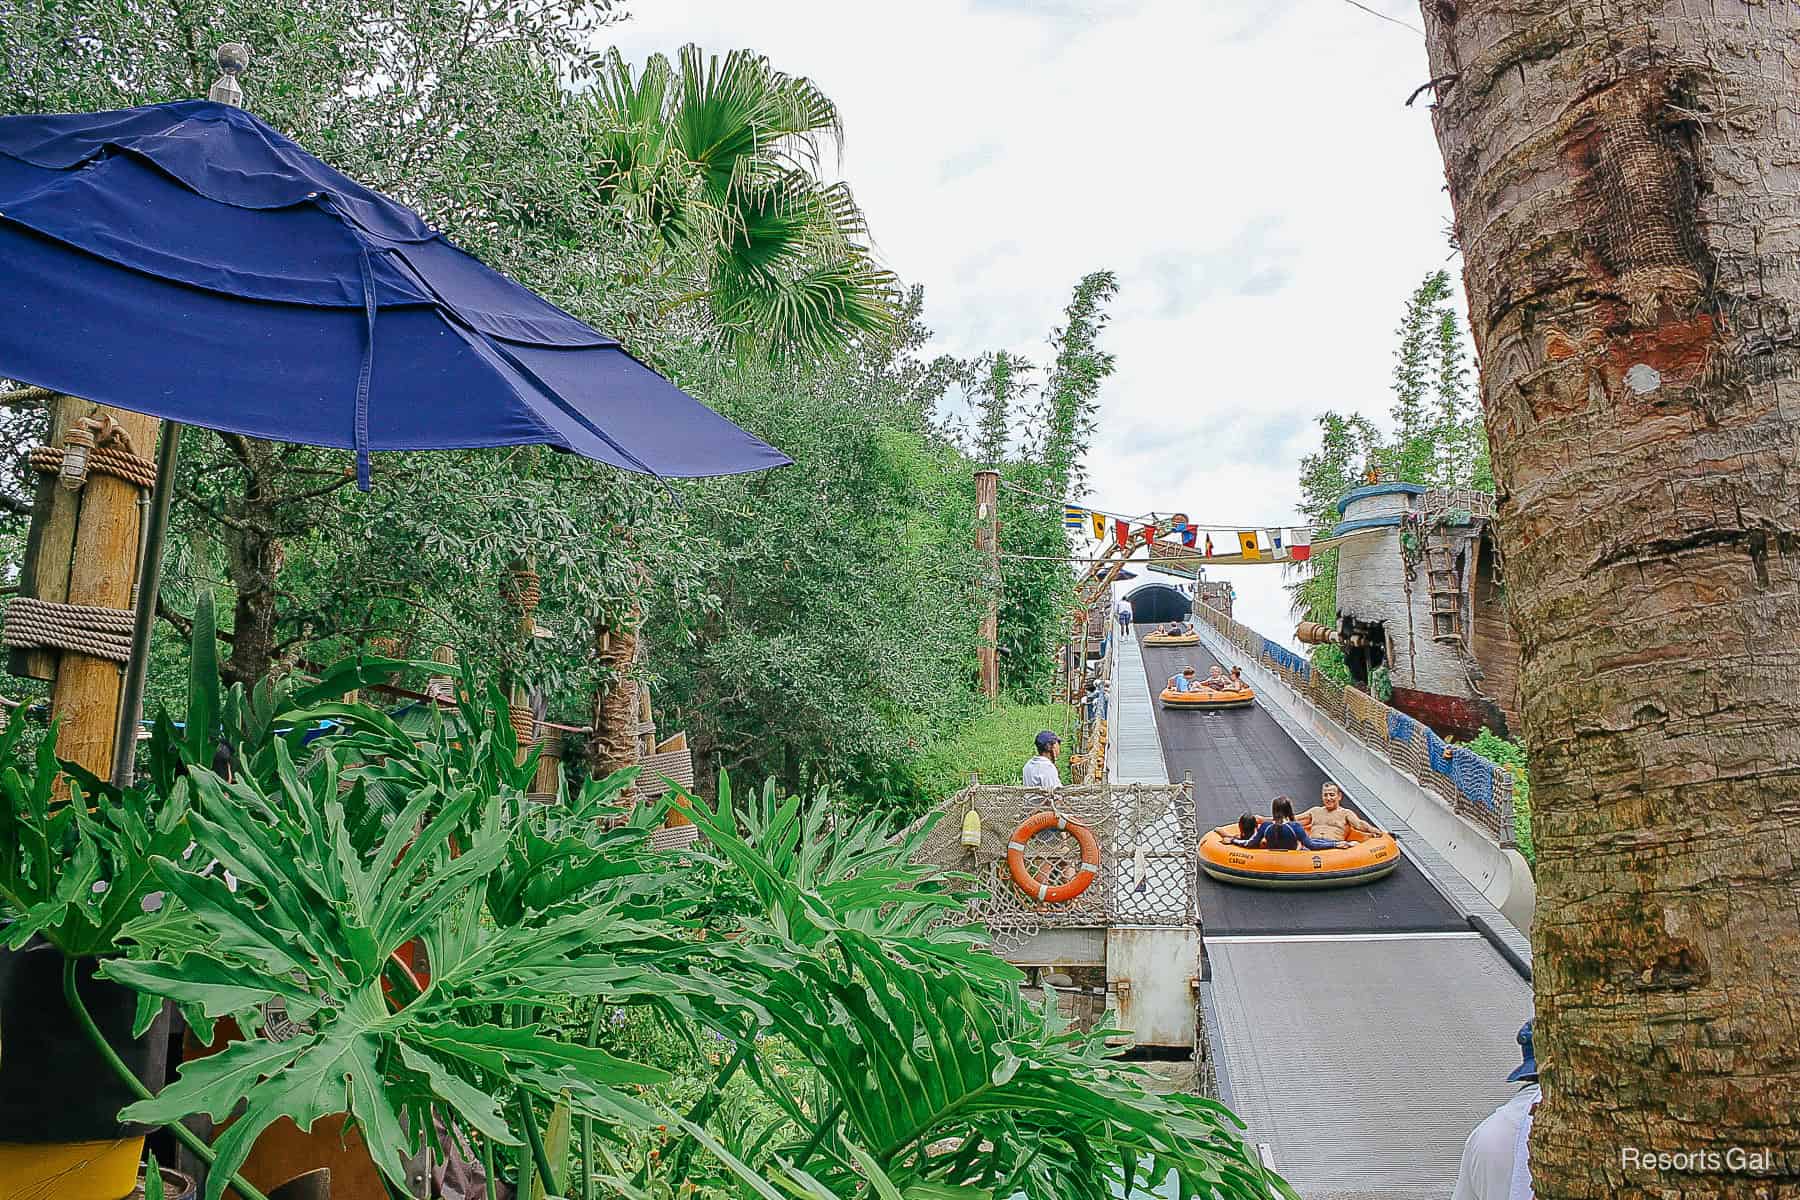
[36,404,161,777]
[975,469,1000,700]
[10,393,84,680]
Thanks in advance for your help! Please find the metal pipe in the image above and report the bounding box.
[111,422,181,786]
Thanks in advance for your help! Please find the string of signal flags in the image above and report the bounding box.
[996,477,1315,564]
[1057,503,1313,564]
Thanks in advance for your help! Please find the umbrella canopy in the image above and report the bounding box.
[0,101,790,485]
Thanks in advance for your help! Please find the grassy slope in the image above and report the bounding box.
[910,702,1077,802]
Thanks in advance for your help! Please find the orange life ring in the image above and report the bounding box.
[1006,811,1101,904]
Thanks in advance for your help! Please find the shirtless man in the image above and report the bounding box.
[1298,782,1381,842]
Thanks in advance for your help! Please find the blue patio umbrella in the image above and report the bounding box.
[0,93,791,783]
[0,99,790,485]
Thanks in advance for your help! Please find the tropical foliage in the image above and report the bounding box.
[906,701,1075,801]
[580,46,898,358]
[0,606,1289,1199]
[0,4,1115,806]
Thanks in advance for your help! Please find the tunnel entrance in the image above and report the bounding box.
[1124,583,1191,625]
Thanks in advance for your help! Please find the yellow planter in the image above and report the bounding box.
[0,1136,144,1200]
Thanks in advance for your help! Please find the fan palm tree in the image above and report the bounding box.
[582,44,899,358]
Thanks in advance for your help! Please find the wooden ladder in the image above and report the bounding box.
[1425,544,1463,644]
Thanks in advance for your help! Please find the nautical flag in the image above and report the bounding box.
[1237,531,1262,560]
[1115,519,1130,546]
[1181,525,1197,547]
[1140,523,1157,545]
[1092,510,1106,539]
[1290,528,1313,563]
[1204,533,1214,557]
[1063,504,1085,530]
[1271,529,1284,551]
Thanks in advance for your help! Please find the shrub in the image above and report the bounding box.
[908,702,1076,802]
[1467,727,1533,864]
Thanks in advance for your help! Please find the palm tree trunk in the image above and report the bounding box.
[1417,3,1799,1194]
[589,610,641,779]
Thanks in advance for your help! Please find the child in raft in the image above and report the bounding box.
[1167,667,1201,692]
[1227,796,1349,851]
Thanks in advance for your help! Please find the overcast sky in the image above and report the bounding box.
[608,0,1463,646]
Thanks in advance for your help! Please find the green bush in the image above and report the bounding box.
[1370,664,1395,703]
[1467,727,1533,864]
[909,702,1077,802]
[1309,643,1353,685]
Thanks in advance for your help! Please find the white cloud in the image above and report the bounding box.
[606,0,1462,649]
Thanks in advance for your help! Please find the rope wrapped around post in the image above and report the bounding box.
[27,417,159,491]
[2,596,137,662]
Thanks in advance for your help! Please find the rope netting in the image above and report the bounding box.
[913,783,1197,956]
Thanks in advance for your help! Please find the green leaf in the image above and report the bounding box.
[185,589,221,768]
[846,1141,905,1200]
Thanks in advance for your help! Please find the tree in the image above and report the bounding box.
[642,290,982,809]
[1037,271,1119,500]
[1381,269,1488,490]
[996,272,1118,700]
[1287,412,1379,626]
[1287,272,1492,634]
[970,351,1032,468]
[1416,4,1800,1193]
[580,46,899,359]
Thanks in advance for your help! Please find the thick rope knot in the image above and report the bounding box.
[2,596,136,663]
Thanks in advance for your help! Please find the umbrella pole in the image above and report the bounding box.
[107,49,250,787]
[110,422,180,787]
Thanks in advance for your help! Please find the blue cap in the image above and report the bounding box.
[1035,730,1061,751]
[1506,1018,1537,1081]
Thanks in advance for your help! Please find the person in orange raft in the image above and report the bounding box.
[1298,781,1382,842]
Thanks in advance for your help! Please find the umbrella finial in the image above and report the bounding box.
[209,42,252,107]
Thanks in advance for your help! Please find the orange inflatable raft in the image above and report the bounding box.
[1159,685,1255,710]
[1198,823,1401,889]
[1142,631,1200,646]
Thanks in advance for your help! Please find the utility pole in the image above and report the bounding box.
[975,469,1000,700]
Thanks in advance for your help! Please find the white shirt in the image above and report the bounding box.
[1452,1084,1539,1200]
[1022,755,1061,789]
[1116,601,1132,617]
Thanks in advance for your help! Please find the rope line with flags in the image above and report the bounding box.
[991,477,1347,566]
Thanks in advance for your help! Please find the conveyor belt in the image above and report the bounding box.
[1140,636,1464,937]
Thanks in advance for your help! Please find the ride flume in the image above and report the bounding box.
[1188,598,1518,846]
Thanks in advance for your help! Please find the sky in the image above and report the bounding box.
[607,0,1463,647]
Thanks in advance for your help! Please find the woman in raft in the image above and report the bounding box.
[1227,796,1349,851]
